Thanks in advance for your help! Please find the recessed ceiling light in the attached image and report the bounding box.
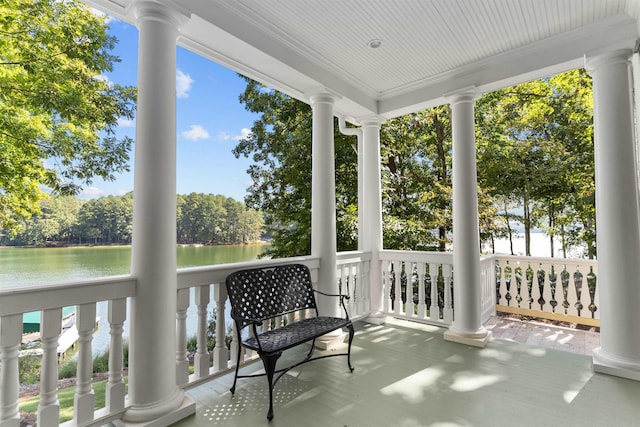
[367,39,382,49]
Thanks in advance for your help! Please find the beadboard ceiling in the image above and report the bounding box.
[87,0,640,120]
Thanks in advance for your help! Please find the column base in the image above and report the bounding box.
[365,312,387,325]
[593,347,640,381]
[119,390,195,426]
[444,329,492,348]
[314,329,347,351]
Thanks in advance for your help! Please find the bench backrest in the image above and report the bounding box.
[226,264,318,328]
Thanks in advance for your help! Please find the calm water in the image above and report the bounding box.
[1,245,268,354]
[0,245,267,288]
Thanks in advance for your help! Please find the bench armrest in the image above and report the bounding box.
[313,289,351,320]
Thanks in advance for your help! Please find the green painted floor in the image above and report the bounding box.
[173,318,640,427]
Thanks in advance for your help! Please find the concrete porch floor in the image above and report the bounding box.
[172,318,638,427]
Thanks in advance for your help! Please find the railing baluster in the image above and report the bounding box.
[393,260,403,315]
[38,308,62,425]
[176,288,190,386]
[194,285,210,378]
[1,314,22,427]
[214,285,229,372]
[107,299,126,412]
[417,262,427,319]
[74,303,96,425]
[443,264,453,324]
[429,263,439,321]
[405,262,415,317]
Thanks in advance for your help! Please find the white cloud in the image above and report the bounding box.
[182,125,210,141]
[80,187,106,197]
[117,118,135,127]
[176,69,194,98]
[217,128,252,142]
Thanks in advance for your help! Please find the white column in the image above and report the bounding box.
[361,118,386,325]
[444,88,490,348]
[586,49,640,381]
[310,93,338,317]
[125,2,194,423]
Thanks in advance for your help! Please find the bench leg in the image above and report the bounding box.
[347,323,355,372]
[262,352,282,421]
[230,341,243,394]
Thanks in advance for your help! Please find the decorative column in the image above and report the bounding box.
[444,88,490,348]
[125,2,194,423]
[310,93,343,349]
[587,49,640,381]
[361,118,386,324]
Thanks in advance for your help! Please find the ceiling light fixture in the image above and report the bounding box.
[367,39,382,49]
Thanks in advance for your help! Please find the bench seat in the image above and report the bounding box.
[226,263,354,421]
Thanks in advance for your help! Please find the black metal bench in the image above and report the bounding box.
[226,263,355,421]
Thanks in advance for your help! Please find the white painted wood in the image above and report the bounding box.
[125,2,189,422]
[0,314,22,427]
[310,93,338,318]
[417,262,427,319]
[213,285,229,372]
[429,263,440,322]
[176,288,190,387]
[106,298,126,412]
[38,308,62,426]
[447,88,487,341]
[74,303,96,425]
[194,285,210,379]
[587,46,640,380]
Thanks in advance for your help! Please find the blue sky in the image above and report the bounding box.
[84,18,259,202]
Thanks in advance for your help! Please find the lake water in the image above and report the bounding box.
[1,245,269,354]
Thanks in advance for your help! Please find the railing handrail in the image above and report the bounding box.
[176,256,320,289]
[0,275,136,316]
[380,249,453,263]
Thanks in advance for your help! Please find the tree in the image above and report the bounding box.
[234,79,358,258]
[0,0,136,231]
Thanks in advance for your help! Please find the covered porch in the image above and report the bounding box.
[3,1,640,426]
[177,319,630,427]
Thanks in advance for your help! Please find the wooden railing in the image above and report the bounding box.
[491,255,599,327]
[0,276,136,427]
[379,250,456,327]
[0,250,598,426]
[336,251,372,320]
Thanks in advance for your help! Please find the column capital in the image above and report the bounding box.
[133,0,190,28]
[309,93,336,106]
[585,49,632,75]
[358,115,387,128]
[445,86,479,105]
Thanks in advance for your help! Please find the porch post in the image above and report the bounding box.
[586,49,640,381]
[361,118,386,324]
[125,2,195,424]
[444,88,491,348]
[310,93,339,318]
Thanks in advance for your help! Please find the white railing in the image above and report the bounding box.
[0,276,136,427]
[0,250,599,426]
[175,256,321,389]
[336,251,372,320]
[379,250,456,327]
[491,254,599,326]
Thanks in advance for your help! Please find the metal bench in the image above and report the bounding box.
[226,263,355,421]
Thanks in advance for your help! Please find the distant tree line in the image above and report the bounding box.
[0,193,264,247]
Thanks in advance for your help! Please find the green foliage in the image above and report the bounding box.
[18,356,41,385]
[234,79,357,257]
[58,358,77,380]
[0,0,136,231]
[476,69,594,257]
[1,193,263,246]
[235,70,595,257]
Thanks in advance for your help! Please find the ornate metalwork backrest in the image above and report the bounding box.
[226,264,317,328]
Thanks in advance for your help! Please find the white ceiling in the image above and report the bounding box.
[87,0,640,121]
